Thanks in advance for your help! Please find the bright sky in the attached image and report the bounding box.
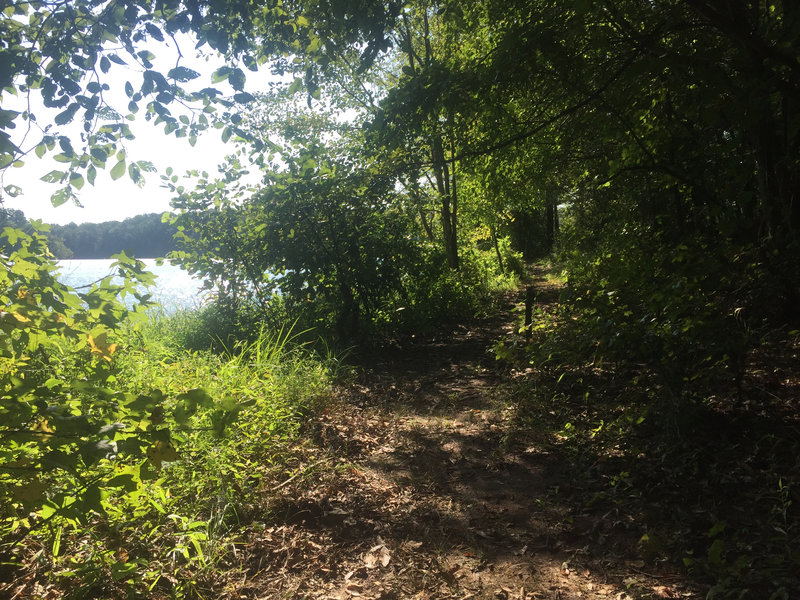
[1,34,274,225]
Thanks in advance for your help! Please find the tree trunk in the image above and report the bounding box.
[431,130,459,270]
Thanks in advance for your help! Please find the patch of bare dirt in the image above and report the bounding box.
[241,275,702,600]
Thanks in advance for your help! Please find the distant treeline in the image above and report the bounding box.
[0,208,178,259]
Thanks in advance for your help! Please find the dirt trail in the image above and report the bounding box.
[247,278,696,599]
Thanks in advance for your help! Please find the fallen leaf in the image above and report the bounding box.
[346,583,363,596]
[364,543,391,568]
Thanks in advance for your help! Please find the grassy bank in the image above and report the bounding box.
[2,308,337,599]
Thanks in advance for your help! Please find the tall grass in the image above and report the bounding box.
[38,310,336,598]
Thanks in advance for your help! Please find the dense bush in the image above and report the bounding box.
[1,226,335,596]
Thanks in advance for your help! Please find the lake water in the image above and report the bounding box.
[57,258,208,311]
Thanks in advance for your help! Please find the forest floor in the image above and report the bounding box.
[239,269,704,600]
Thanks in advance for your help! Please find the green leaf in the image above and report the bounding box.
[219,396,239,411]
[188,388,213,405]
[234,92,255,103]
[106,474,138,491]
[177,388,213,408]
[707,539,725,566]
[288,78,304,95]
[210,410,228,437]
[52,526,62,557]
[0,128,18,150]
[301,157,317,174]
[708,521,726,537]
[79,440,116,467]
[3,184,22,197]
[50,187,72,207]
[126,394,155,412]
[110,159,126,180]
[228,68,246,91]
[168,66,200,82]
[173,403,190,424]
[211,66,232,84]
[242,55,258,72]
[41,170,66,183]
[78,483,102,513]
[137,50,155,68]
[111,561,139,580]
[145,22,164,42]
[128,162,142,185]
[306,37,323,53]
[54,104,80,125]
[90,147,108,163]
[69,173,85,190]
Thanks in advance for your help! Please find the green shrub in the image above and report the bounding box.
[1,227,335,597]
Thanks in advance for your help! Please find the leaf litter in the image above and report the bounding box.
[228,277,703,599]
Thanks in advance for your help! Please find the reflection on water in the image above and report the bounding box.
[57,258,208,311]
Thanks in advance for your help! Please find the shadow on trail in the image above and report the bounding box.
[364,423,571,550]
[256,275,797,599]
[314,295,672,599]
[264,283,734,599]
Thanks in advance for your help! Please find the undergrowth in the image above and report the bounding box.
[164,242,524,350]
[4,312,336,599]
[499,265,800,600]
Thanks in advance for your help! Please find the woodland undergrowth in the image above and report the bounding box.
[498,265,800,600]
